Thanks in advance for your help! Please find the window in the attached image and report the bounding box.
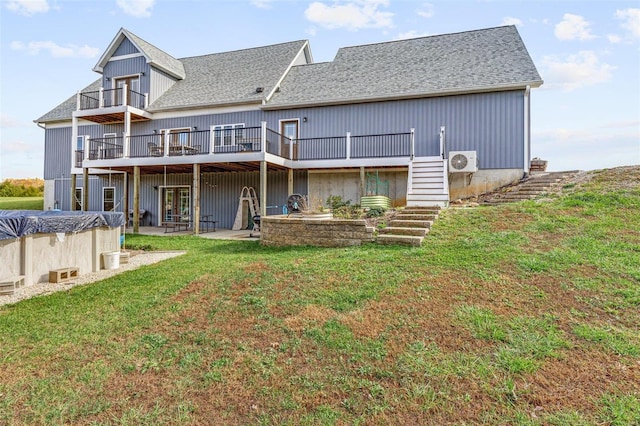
[103,187,115,212]
[213,123,245,146]
[104,132,117,140]
[115,76,140,106]
[166,128,191,147]
[75,188,83,211]
[76,136,85,151]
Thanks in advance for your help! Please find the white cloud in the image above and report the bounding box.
[5,0,49,15]
[607,34,622,44]
[417,3,433,19]
[541,51,615,91]
[555,13,595,41]
[395,30,429,40]
[116,0,155,17]
[501,17,522,27]
[304,0,393,31]
[10,40,100,58]
[0,114,23,128]
[251,0,272,8]
[615,8,640,39]
[532,127,640,171]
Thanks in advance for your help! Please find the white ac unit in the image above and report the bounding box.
[448,151,478,173]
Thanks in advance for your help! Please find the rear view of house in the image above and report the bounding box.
[36,26,542,231]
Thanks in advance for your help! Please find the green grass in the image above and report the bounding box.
[0,196,43,210]
[1,168,639,424]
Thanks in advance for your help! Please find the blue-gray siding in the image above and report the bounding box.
[113,38,139,56]
[44,127,72,180]
[102,57,150,94]
[149,68,177,105]
[264,90,525,169]
[44,90,526,180]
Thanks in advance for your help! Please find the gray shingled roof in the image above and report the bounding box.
[148,40,306,111]
[36,40,307,122]
[123,29,185,79]
[36,79,101,123]
[266,26,542,108]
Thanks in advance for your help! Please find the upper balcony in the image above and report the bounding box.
[75,125,416,171]
[74,84,151,124]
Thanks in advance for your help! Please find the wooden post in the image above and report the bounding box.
[360,166,366,199]
[260,161,267,217]
[287,169,294,197]
[133,166,140,233]
[70,174,77,211]
[83,168,89,211]
[123,172,129,227]
[193,163,200,235]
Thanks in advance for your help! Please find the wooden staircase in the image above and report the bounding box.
[406,156,449,207]
[376,207,440,247]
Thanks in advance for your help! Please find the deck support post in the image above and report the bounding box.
[123,172,129,227]
[193,163,200,235]
[260,160,267,217]
[133,165,140,233]
[70,174,77,211]
[360,166,366,199]
[83,168,89,211]
[288,169,294,197]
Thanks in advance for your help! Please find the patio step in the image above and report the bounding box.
[376,234,424,247]
[378,227,428,237]
[395,213,437,221]
[388,219,433,228]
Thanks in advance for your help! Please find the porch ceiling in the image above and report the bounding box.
[80,112,150,124]
[93,161,289,175]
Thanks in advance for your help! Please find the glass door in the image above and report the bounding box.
[162,187,190,223]
[115,76,140,106]
[280,120,299,159]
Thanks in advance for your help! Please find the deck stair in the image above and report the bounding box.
[481,171,580,205]
[376,206,440,247]
[406,156,449,207]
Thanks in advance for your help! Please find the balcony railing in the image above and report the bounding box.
[76,127,415,167]
[77,85,148,111]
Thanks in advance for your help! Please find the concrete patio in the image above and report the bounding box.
[125,226,259,241]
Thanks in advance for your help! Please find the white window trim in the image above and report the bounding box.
[278,118,300,144]
[103,132,117,139]
[103,187,116,212]
[212,123,245,146]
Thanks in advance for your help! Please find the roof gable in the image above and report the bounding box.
[93,28,185,79]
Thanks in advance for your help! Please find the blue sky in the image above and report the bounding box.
[0,0,638,179]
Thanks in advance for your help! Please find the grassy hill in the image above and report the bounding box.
[0,167,638,425]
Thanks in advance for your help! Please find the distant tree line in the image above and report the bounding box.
[0,179,44,197]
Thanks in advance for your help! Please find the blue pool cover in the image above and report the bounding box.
[0,210,125,240]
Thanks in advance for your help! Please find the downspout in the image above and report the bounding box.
[523,85,531,177]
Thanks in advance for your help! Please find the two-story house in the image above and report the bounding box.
[36,25,542,232]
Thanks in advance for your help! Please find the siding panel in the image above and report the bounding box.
[113,38,139,56]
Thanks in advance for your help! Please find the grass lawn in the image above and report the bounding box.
[1,168,639,425]
[0,197,43,210]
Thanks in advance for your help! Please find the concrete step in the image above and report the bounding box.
[378,226,428,237]
[389,219,433,228]
[395,213,437,221]
[376,234,424,247]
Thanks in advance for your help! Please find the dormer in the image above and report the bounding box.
[92,28,185,107]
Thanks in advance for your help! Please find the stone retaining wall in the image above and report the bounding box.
[261,215,374,247]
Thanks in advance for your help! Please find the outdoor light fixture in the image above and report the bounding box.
[303,117,308,122]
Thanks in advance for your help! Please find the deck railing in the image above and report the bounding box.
[78,127,415,164]
[77,86,148,111]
